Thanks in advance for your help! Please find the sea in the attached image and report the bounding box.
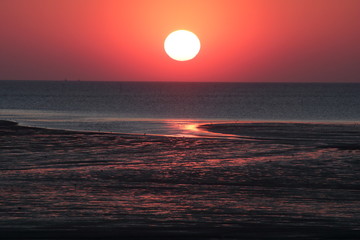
[1,80,360,239]
[1,80,359,136]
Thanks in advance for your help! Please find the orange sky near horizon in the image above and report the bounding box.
[1,0,360,82]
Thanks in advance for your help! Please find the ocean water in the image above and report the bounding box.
[1,81,360,239]
[1,80,359,136]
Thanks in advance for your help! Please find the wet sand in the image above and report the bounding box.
[201,122,360,147]
[1,120,360,240]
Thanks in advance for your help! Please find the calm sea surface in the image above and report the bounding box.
[1,80,359,136]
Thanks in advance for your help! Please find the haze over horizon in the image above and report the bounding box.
[1,0,360,82]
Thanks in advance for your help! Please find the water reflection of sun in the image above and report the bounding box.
[183,123,200,132]
[165,119,237,138]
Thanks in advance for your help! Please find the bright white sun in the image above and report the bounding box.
[164,30,201,61]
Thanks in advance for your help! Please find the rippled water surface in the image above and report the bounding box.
[1,122,359,239]
[1,81,360,239]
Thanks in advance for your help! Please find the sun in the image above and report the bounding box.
[164,30,201,61]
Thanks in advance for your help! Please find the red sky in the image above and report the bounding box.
[1,0,360,82]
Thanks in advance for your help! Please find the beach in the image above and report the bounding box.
[1,120,360,239]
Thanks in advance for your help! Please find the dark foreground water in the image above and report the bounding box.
[1,81,359,239]
[0,121,359,239]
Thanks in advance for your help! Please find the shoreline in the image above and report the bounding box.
[2,119,360,137]
[2,119,360,150]
[1,119,360,239]
[0,119,180,139]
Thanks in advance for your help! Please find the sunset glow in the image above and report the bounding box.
[0,0,360,82]
[1,1,360,237]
